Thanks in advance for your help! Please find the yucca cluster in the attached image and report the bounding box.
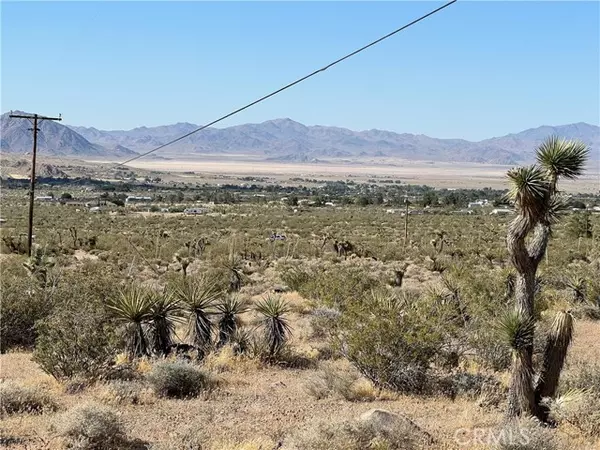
[106,276,292,361]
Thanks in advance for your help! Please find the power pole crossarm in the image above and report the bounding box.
[8,112,62,257]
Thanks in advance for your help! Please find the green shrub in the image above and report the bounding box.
[296,266,379,310]
[146,361,212,398]
[0,275,52,352]
[339,293,454,394]
[0,382,58,415]
[33,305,119,380]
[55,402,128,450]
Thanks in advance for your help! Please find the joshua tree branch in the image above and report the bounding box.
[528,221,551,265]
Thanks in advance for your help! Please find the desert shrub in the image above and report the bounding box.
[546,390,600,437]
[560,363,600,394]
[339,293,455,394]
[570,303,600,320]
[0,275,52,351]
[97,380,153,406]
[0,382,58,415]
[146,361,212,398]
[491,417,557,450]
[288,418,420,450]
[296,265,379,310]
[305,362,376,401]
[1,261,120,353]
[55,402,128,450]
[469,328,512,371]
[33,304,119,380]
[437,371,503,400]
[310,307,342,340]
[280,266,313,292]
[148,425,207,450]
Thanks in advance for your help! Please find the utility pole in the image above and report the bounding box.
[8,112,62,257]
[404,194,409,248]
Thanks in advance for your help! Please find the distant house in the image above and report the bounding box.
[490,208,514,215]
[125,196,152,204]
[35,196,54,202]
[184,208,207,215]
[468,199,489,209]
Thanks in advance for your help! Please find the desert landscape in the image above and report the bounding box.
[2,1,600,448]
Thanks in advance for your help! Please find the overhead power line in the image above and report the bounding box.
[119,0,457,166]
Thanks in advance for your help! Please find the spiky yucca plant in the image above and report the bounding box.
[106,284,155,358]
[565,275,586,303]
[505,136,588,419]
[498,309,537,416]
[172,276,222,359]
[255,295,292,357]
[215,295,249,347]
[148,290,185,356]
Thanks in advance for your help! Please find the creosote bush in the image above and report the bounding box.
[0,382,58,415]
[146,361,213,398]
[33,304,119,381]
[339,291,456,394]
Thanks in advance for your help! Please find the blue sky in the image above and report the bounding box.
[1,1,598,140]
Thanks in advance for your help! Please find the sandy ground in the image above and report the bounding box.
[2,319,599,449]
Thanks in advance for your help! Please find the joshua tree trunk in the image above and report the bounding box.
[506,218,550,418]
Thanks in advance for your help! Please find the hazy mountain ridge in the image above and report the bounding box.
[2,111,598,164]
[1,112,137,158]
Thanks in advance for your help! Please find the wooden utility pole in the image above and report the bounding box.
[404,195,409,248]
[8,112,62,256]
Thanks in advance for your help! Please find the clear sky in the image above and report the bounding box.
[1,1,598,140]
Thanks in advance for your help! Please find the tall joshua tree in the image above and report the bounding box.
[505,136,588,419]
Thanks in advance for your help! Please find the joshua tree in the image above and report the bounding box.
[505,136,588,419]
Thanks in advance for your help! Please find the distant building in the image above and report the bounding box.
[490,208,514,215]
[35,196,54,202]
[125,196,152,204]
[468,200,489,209]
[184,208,207,215]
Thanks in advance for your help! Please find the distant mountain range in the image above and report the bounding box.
[2,111,598,165]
